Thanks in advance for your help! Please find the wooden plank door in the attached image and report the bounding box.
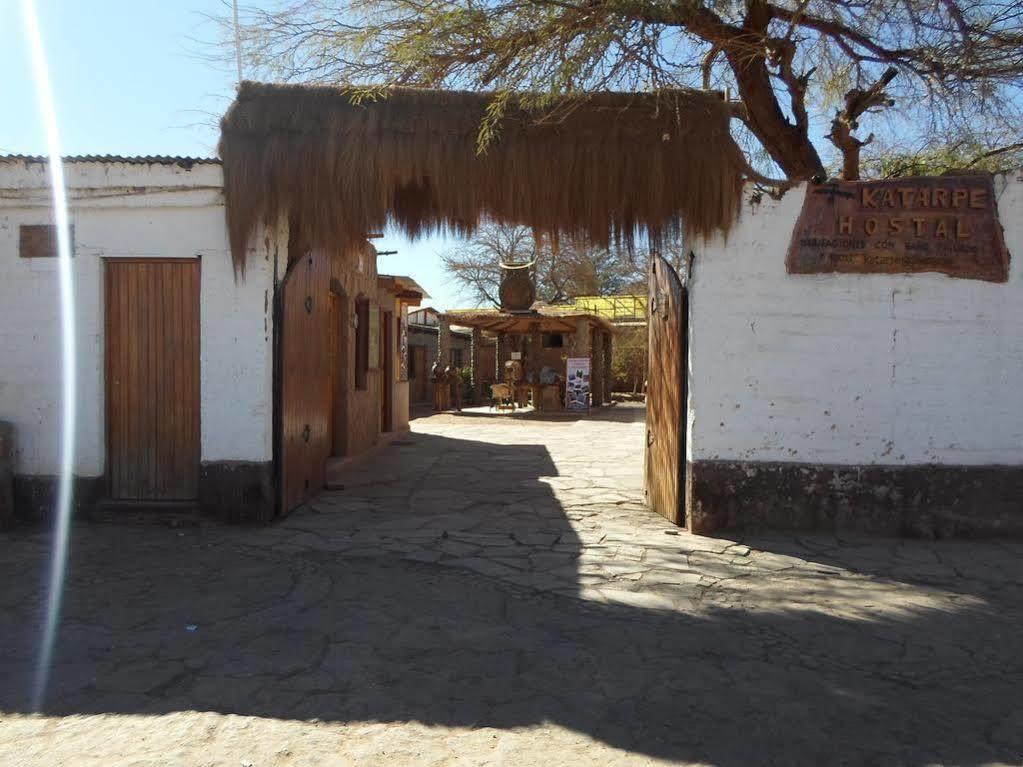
[645,255,687,525]
[105,259,200,500]
[280,250,331,516]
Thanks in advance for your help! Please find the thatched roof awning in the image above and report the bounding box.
[378,273,430,300]
[219,81,747,272]
[441,306,614,335]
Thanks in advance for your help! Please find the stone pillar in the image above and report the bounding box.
[437,316,451,367]
[496,332,509,382]
[470,327,483,404]
[590,331,604,407]
[573,319,591,357]
[574,319,592,408]
[529,322,541,380]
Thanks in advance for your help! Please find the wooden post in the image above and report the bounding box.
[470,327,483,404]
[601,335,609,409]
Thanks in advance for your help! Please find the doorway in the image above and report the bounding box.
[105,258,200,501]
[380,309,394,432]
[279,250,331,516]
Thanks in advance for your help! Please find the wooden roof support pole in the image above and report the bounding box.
[529,321,541,381]
[601,333,609,409]
[437,316,451,368]
[470,327,483,404]
[496,331,510,384]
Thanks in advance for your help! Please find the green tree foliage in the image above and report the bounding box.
[862,139,1023,179]
[231,0,1023,180]
[611,325,647,393]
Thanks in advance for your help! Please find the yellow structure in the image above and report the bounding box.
[554,295,647,325]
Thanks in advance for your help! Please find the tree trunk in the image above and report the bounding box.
[723,3,825,181]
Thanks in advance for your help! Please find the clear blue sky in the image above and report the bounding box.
[2,0,465,311]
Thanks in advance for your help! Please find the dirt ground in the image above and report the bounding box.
[2,405,1023,766]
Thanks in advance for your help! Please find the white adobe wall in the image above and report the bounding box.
[0,159,277,478]
[688,169,1023,468]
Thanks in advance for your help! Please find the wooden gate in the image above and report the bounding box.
[645,255,688,525]
[279,250,331,516]
[105,259,200,500]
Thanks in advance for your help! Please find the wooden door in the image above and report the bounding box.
[645,255,687,525]
[380,310,393,432]
[280,250,331,516]
[105,259,200,500]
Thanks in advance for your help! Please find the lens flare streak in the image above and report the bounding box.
[20,0,78,713]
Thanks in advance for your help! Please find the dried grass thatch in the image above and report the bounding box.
[442,305,615,335]
[219,81,747,272]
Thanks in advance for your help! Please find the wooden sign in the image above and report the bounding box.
[786,175,1009,282]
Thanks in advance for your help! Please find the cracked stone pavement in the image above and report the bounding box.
[2,403,1023,766]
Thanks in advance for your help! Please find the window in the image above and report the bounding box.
[451,348,464,368]
[355,297,370,390]
[542,332,564,348]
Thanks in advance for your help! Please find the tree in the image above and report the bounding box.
[440,223,647,308]
[230,0,1023,181]
[611,325,647,393]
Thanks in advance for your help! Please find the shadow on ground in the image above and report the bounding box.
[1,426,1022,766]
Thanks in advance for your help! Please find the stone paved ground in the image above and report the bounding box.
[2,404,1023,766]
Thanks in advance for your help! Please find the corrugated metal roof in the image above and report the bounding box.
[0,154,220,168]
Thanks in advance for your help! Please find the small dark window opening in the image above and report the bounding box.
[451,348,464,368]
[542,332,564,348]
[355,297,370,390]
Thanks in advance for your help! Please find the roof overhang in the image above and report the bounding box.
[219,81,746,272]
[440,308,614,335]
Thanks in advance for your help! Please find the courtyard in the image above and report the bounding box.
[2,404,1023,766]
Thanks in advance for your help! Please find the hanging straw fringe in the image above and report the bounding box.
[219,82,747,273]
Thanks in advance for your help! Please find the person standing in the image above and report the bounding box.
[445,365,462,411]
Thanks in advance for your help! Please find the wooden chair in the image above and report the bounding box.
[490,383,515,411]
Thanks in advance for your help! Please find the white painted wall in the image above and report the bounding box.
[689,169,1023,467]
[0,159,277,478]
